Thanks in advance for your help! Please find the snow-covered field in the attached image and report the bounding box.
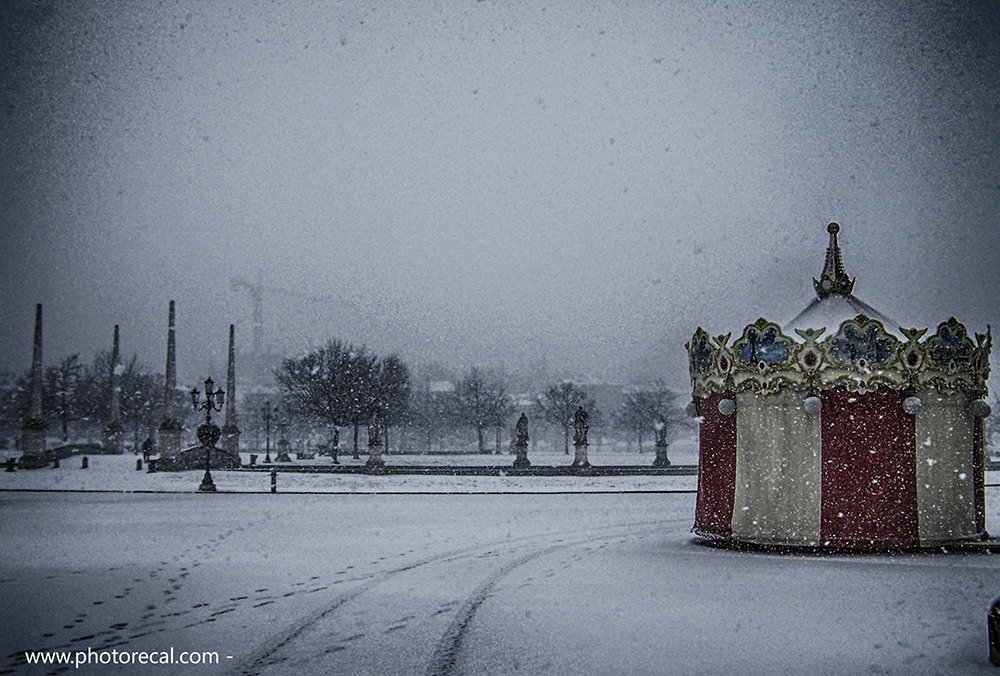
[1,442,999,675]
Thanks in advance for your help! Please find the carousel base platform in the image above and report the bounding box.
[693,531,1000,554]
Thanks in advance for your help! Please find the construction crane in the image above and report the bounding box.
[230,278,336,358]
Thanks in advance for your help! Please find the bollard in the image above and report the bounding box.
[990,598,1000,667]
[249,454,257,467]
[81,456,88,469]
[52,457,59,468]
[136,458,143,471]
[270,468,277,493]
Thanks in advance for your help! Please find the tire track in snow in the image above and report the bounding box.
[229,547,470,676]
[423,523,675,676]
[423,540,596,676]
[230,518,684,676]
[229,537,562,676]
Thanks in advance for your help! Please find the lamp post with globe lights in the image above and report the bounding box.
[191,377,225,492]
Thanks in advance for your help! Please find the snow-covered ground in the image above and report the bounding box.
[0,438,701,494]
[1,442,999,675]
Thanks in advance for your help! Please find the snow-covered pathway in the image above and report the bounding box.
[1,488,999,675]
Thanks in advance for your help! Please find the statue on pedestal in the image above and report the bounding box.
[571,406,591,472]
[653,422,671,468]
[513,412,530,469]
[365,405,385,472]
[515,413,529,446]
[573,406,589,446]
[330,427,340,464]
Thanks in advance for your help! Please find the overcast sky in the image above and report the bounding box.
[1,0,998,391]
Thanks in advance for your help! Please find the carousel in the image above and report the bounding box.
[687,223,992,549]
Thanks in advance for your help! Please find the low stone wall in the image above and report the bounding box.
[231,464,698,477]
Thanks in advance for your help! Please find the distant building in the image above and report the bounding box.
[428,380,456,394]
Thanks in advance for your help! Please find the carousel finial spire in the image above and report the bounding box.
[813,222,856,298]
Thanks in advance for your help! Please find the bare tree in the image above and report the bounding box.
[277,340,354,446]
[371,354,411,454]
[487,384,515,454]
[617,382,680,452]
[44,354,85,442]
[118,360,165,453]
[0,371,25,447]
[535,381,599,454]
[453,368,511,454]
[344,347,378,458]
[406,381,456,453]
[87,352,169,451]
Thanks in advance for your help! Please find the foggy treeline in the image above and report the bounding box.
[0,351,187,454]
[0,338,699,457]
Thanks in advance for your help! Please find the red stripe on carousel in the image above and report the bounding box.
[694,392,737,537]
[974,415,986,536]
[820,387,919,548]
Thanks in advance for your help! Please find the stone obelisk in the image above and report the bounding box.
[221,324,240,457]
[102,325,125,454]
[157,301,182,457]
[19,304,47,468]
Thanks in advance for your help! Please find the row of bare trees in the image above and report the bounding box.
[402,369,514,454]
[0,352,179,451]
[1,338,688,457]
[385,368,684,455]
[274,340,688,456]
[533,381,683,454]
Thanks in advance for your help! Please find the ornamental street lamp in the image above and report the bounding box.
[261,402,278,464]
[191,377,225,492]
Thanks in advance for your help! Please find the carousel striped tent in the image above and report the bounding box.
[687,223,992,549]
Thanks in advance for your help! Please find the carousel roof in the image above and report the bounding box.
[686,222,992,399]
[785,222,899,337]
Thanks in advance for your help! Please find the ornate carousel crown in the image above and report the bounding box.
[687,223,992,398]
[814,221,855,297]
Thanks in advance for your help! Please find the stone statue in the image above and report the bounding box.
[365,405,386,472]
[515,413,529,447]
[141,436,155,461]
[653,420,671,468]
[573,406,589,446]
[367,405,383,448]
[655,424,668,446]
[513,412,531,469]
[330,427,340,464]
